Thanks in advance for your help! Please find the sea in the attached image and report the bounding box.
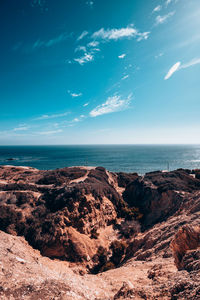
[0,145,200,175]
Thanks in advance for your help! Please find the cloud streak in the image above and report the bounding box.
[13,126,29,131]
[38,129,63,135]
[164,58,200,80]
[35,112,69,120]
[155,11,175,26]
[90,94,132,117]
[13,32,71,52]
[181,58,200,69]
[153,5,162,13]
[77,31,89,41]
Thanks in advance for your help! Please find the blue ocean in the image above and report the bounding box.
[0,145,200,175]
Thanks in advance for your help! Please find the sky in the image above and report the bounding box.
[0,0,200,145]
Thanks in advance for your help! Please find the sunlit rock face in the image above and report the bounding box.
[171,225,200,271]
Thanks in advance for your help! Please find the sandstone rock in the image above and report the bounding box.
[171,225,200,270]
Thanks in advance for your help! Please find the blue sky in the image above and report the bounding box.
[0,0,200,144]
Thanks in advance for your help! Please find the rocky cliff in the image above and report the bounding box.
[0,165,199,299]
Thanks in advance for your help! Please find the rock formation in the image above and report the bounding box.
[0,165,199,299]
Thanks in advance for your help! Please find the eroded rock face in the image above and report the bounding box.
[171,225,200,270]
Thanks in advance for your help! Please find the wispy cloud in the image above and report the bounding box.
[118,53,126,59]
[90,94,132,117]
[121,75,129,80]
[33,33,70,49]
[73,25,148,66]
[13,126,29,131]
[164,58,200,80]
[164,62,181,80]
[83,102,89,107]
[77,31,88,41]
[71,115,85,123]
[35,112,69,120]
[165,0,179,7]
[75,45,87,53]
[155,11,175,26]
[13,32,71,52]
[74,53,94,65]
[68,90,82,98]
[181,58,200,69]
[92,26,150,42]
[153,5,162,13]
[137,32,150,42]
[88,41,99,47]
[38,129,63,135]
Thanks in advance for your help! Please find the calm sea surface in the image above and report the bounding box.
[0,145,200,175]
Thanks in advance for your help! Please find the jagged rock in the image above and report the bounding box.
[116,172,138,188]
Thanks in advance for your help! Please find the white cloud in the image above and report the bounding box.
[164,62,181,80]
[88,41,99,47]
[73,118,80,122]
[92,26,150,42]
[13,126,29,131]
[75,45,87,53]
[35,112,69,120]
[70,92,82,98]
[92,27,137,40]
[137,32,150,42]
[90,94,132,117]
[181,58,200,69]
[83,102,89,107]
[153,5,162,13]
[38,129,63,135]
[72,115,85,123]
[74,53,94,65]
[121,75,129,80]
[118,53,126,59]
[155,11,175,25]
[164,57,200,80]
[77,31,88,41]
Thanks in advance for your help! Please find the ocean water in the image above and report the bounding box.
[0,145,200,175]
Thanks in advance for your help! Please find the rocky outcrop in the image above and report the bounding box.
[123,169,200,228]
[0,166,133,266]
